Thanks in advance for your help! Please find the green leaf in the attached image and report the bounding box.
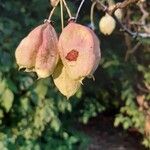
[1,88,14,112]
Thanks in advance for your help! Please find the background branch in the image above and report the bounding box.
[93,0,150,39]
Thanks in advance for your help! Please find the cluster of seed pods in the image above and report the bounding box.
[15,21,101,99]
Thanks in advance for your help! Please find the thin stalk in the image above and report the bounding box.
[75,0,85,21]
[62,0,72,18]
[90,2,96,30]
[60,0,64,30]
[48,0,60,21]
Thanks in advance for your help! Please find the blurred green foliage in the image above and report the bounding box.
[0,0,150,149]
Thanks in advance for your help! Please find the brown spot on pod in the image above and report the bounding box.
[58,22,101,80]
[65,50,79,61]
[52,61,81,99]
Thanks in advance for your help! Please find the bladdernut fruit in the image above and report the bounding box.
[58,22,101,81]
[15,22,59,78]
[35,22,59,78]
[99,13,116,35]
[53,61,81,99]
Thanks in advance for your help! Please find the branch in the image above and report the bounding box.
[137,84,150,93]
[108,0,140,15]
[93,0,139,14]
[138,3,150,33]
[125,41,141,61]
[93,0,150,39]
[113,14,150,38]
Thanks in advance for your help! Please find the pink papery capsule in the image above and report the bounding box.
[35,22,59,78]
[15,22,59,78]
[15,24,46,71]
[58,22,101,81]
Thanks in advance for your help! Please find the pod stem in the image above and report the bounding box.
[62,0,72,19]
[48,0,60,21]
[75,0,85,22]
[90,1,96,30]
[60,0,64,30]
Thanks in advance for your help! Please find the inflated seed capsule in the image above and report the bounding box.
[53,61,81,99]
[99,13,116,35]
[58,22,101,81]
[15,22,59,78]
[35,22,59,78]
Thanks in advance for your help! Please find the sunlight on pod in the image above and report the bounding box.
[58,22,101,81]
[99,13,116,35]
[53,62,81,99]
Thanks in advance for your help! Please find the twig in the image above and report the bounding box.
[145,83,150,91]
[113,14,150,38]
[125,41,141,61]
[90,2,97,30]
[137,84,150,93]
[108,0,140,14]
[75,0,85,21]
[138,3,150,33]
[113,14,138,38]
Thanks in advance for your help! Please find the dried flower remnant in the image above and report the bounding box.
[58,22,101,81]
[53,62,81,99]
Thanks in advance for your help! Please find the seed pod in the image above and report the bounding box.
[15,22,59,78]
[107,0,123,20]
[53,62,81,99]
[58,22,101,80]
[99,13,116,35]
[35,22,59,78]
[115,9,123,20]
[15,24,46,71]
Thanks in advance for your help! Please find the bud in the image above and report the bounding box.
[35,22,59,78]
[99,13,116,35]
[53,62,81,99]
[15,22,59,78]
[15,24,46,71]
[58,22,101,80]
[115,9,123,20]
